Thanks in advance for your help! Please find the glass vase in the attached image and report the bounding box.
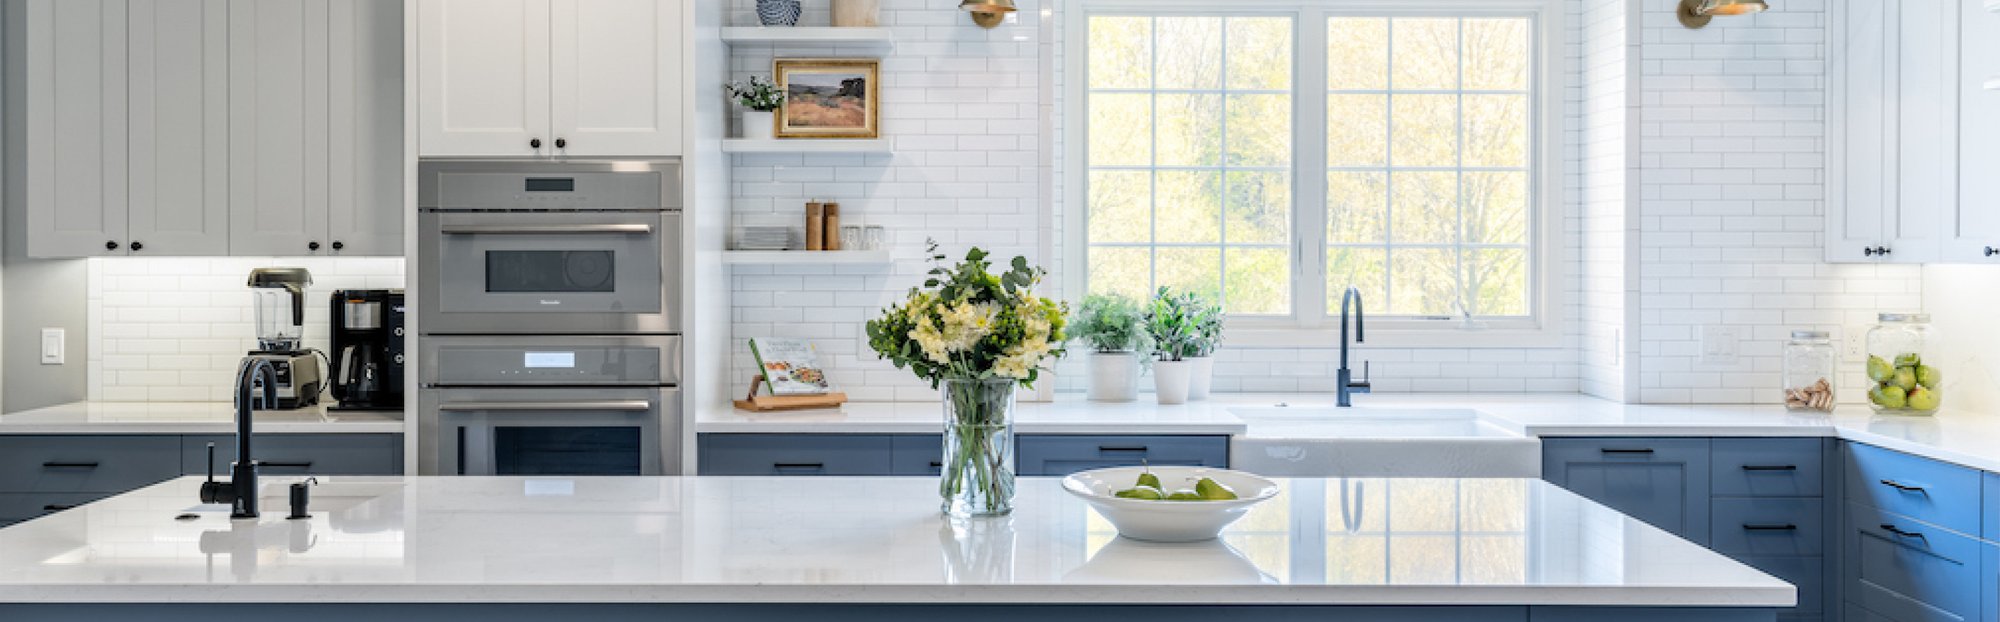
[940,378,1017,517]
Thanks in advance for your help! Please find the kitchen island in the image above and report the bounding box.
[0,475,1788,621]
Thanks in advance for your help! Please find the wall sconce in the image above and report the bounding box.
[959,0,1015,29]
[1678,0,1768,29]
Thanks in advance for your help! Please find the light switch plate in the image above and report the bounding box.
[39,328,63,365]
[1699,325,1739,367]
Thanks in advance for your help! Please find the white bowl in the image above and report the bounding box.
[1061,466,1281,543]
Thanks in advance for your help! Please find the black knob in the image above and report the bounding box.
[331,240,344,251]
[555,138,567,149]
[1986,246,1998,257]
[129,241,142,251]
[308,241,320,251]
[530,138,542,149]
[1863,247,1876,257]
[105,240,118,250]
[1879,246,1892,255]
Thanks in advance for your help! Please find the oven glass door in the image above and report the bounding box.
[423,211,679,332]
[426,387,675,476]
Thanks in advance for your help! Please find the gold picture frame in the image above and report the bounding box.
[774,58,880,139]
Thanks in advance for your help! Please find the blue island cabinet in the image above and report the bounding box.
[0,604,1779,622]
[697,433,1229,477]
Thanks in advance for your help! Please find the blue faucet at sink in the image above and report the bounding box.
[1337,286,1371,407]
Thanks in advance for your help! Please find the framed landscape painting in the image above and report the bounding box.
[774,58,880,139]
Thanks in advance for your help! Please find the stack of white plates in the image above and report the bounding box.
[735,226,795,251]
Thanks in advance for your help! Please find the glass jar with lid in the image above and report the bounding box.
[1782,331,1836,412]
[1865,313,1942,415]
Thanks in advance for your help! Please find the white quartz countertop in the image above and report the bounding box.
[700,392,2000,473]
[0,401,404,435]
[0,475,1791,606]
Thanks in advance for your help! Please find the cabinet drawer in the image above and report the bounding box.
[1844,442,1981,535]
[697,434,894,476]
[0,492,105,525]
[1712,438,1826,497]
[1844,502,1988,622]
[1711,498,1826,556]
[1540,438,1711,543]
[182,434,403,476]
[0,436,182,493]
[1015,435,1229,477]
[1739,556,1823,616]
[889,434,944,477]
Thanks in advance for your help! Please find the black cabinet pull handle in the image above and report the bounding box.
[1880,524,1928,544]
[1740,464,1797,471]
[555,138,567,149]
[1600,448,1655,455]
[1879,479,1928,493]
[1879,246,1893,255]
[530,138,542,149]
[41,504,75,512]
[1742,523,1798,531]
[258,461,313,469]
[1986,246,1999,257]
[104,240,118,251]
[308,241,321,251]
[773,462,824,471]
[331,241,344,251]
[928,461,943,468]
[128,241,142,251]
[41,461,99,469]
[1098,445,1149,453]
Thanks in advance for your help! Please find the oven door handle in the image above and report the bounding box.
[436,400,654,412]
[438,224,654,235]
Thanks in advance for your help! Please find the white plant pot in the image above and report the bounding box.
[1087,351,1141,402]
[1153,360,1191,405]
[1187,355,1215,400]
[742,109,775,140]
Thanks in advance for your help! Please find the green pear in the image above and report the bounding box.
[1136,470,1162,491]
[1867,356,1895,383]
[1115,485,1165,500]
[1893,368,1918,391]
[1907,387,1942,411]
[1896,353,1923,368]
[1195,477,1239,500]
[1917,365,1943,389]
[1871,384,1908,409]
[1165,489,1204,501]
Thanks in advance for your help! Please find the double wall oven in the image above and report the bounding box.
[417,160,682,476]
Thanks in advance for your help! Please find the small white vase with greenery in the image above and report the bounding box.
[1184,298,1223,400]
[1071,294,1152,402]
[1146,287,1210,405]
[726,76,784,140]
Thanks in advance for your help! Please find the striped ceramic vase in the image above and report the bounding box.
[755,0,800,26]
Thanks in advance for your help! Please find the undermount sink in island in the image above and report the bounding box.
[1230,406,1543,478]
[0,475,1790,621]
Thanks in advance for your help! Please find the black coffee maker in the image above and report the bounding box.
[329,289,405,411]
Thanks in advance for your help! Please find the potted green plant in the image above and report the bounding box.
[1184,297,1223,400]
[1070,294,1152,402]
[725,76,784,140]
[1145,287,1205,405]
[865,242,1068,517]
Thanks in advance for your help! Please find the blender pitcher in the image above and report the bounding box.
[248,268,312,353]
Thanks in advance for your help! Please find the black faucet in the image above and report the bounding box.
[1337,286,1371,407]
[201,359,276,519]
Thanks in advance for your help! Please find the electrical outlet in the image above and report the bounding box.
[39,328,63,365]
[1700,325,1740,367]
[1842,325,1868,362]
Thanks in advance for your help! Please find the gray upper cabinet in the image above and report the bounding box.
[12,0,403,258]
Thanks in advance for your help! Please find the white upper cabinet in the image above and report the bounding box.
[1949,0,2000,262]
[21,0,129,257]
[13,0,404,258]
[419,0,682,157]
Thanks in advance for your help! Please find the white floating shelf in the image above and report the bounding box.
[721,27,895,50]
[722,138,894,154]
[723,250,894,265]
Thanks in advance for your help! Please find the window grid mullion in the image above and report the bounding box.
[1454,17,1468,320]
[1148,16,1160,295]
[1219,17,1232,309]
[1382,17,1397,314]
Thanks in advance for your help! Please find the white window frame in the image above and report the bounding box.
[1062,0,1567,349]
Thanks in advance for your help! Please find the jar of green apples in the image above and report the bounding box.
[1866,313,1941,415]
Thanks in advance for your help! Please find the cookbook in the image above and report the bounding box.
[749,338,833,395]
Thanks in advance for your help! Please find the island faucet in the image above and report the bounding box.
[1337,286,1371,407]
[201,359,276,519]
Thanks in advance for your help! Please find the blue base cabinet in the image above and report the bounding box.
[1541,438,1714,544]
[697,433,1229,477]
[1839,442,1998,622]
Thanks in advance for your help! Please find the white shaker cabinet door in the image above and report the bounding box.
[548,0,683,156]
[22,0,129,257]
[1828,0,1949,263]
[228,0,330,256]
[126,0,229,256]
[418,0,553,157]
[1950,0,2000,262]
[326,0,406,256]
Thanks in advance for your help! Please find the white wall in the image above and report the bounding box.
[1923,264,2000,413]
[1633,0,1923,404]
[87,257,404,402]
[1577,0,1637,401]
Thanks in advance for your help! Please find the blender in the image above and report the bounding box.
[246,268,324,409]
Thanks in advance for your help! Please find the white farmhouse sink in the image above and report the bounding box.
[1229,407,1541,478]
